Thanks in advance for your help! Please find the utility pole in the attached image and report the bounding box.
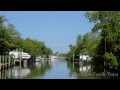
[104,37,106,74]
[105,37,106,53]
[73,54,75,61]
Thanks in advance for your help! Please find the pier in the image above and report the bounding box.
[0,55,15,70]
[0,54,25,70]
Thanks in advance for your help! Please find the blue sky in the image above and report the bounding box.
[0,11,94,53]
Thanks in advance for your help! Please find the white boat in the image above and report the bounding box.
[35,56,44,61]
[50,55,57,61]
[9,50,31,60]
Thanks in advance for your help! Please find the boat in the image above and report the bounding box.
[50,55,57,61]
[9,50,31,60]
[35,56,45,61]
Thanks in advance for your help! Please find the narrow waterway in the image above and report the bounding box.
[0,59,119,79]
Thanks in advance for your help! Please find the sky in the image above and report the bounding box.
[0,11,94,53]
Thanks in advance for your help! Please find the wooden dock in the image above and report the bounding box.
[0,55,15,70]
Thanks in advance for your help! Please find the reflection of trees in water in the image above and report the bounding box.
[90,58,120,79]
[68,60,115,79]
[92,64,119,79]
[0,61,52,79]
[11,66,31,79]
[26,61,52,79]
[67,61,80,78]
[0,67,14,79]
[67,61,99,79]
[0,70,6,79]
[0,66,31,79]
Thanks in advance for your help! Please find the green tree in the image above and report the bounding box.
[21,38,52,57]
[0,15,52,58]
[0,16,10,55]
[7,23,22,50]
[67,31,99,61]
[85,11,120,69]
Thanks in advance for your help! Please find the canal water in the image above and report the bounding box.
[0,59,119,79]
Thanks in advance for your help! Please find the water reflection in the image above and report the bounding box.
[0,60,52,79]
[0,66,31,79]
[27,61,52,79]
[67,61,119,79]
[40,59,76,79]
[0,59,119,79]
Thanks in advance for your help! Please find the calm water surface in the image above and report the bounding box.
[0,59,119,79]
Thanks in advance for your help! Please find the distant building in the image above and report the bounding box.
[79,52,91,61]
[79,55,91,61]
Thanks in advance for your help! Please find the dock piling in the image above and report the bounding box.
[0,56,1,70]
[0,55,15,70]
[9,56,10,67]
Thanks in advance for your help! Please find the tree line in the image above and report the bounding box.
[67,31,99,60]
[0,15,52,57]
[67,11,120,70]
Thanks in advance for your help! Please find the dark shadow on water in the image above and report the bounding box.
[66,60,120,79]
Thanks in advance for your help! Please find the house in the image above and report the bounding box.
[79,54,91,61]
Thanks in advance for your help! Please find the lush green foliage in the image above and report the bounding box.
[67,31,99,60]
[0,15,52,56]
[85,11,120,69]
[67,11,120,70]
[22,38,52,57]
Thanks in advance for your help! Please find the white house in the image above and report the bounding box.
[79,54,91,61]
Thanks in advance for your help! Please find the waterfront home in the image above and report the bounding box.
[79,54,91,61]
